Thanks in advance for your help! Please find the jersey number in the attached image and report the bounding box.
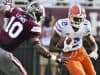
[72,37,80,48]
[4,17,23,38]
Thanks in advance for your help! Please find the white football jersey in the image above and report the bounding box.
[54,18,91,52]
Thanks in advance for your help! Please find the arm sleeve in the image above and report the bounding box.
[84,21,92,36]
[53,19,63,36]
[30,22,42,45]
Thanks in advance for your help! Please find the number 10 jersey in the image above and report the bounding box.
[0,7,41,52]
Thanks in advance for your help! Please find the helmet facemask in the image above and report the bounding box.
[70,15,84,28]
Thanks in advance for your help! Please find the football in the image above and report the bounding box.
[66,37,73,44]
[56,37,73,49]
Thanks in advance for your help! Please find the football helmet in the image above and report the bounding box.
[26,1,45,21]
[68,4,86,28]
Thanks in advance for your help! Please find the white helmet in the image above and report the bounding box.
[26,1,45,21]
[68,4,86,28]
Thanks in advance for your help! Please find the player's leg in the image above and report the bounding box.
[82,54,96,75]
[63,47,87,75]
[64,60,86,75]
[0,48,27,75]
[80,47,96,75]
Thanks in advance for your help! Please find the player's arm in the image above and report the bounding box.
[85,34,98,52]
[30,20,66,63]
[49,19,67,53]
[32,37,65,63]
[49,30,62,52]
[32,37,50,58]
[85,34,98,60]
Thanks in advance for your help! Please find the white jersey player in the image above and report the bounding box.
[49,4,98,75]
[54,18,91,52]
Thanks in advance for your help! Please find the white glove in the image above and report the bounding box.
[89,51,98,60]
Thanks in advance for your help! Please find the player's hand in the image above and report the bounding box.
[89,51,98,60]
[55,54,67,64]
[50,54,67,64]
[63,37,73,52]
[50,54,68,64]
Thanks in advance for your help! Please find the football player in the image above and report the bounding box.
[49,4,98,75]
[0,0,64,75]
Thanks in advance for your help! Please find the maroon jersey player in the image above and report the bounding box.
[0,7,40,52]
[0,1,65,75]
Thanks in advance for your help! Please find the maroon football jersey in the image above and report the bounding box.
[0,7,41,52]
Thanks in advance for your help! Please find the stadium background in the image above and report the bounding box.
[1,0,100,75]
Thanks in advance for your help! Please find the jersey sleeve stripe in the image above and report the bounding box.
[54,26,62,36]
[31,27,41,33]
[57,22,62,28]
[55,25,61,32]
[54,22,62,31]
